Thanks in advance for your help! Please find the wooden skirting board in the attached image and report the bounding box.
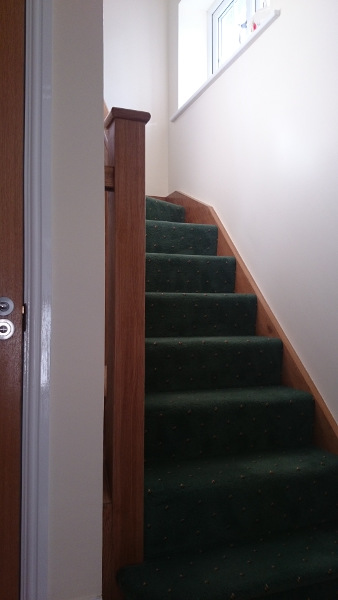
[161,191,338,454]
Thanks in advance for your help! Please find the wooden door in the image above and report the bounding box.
[0,2,25,598]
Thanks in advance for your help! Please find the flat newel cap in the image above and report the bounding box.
[105,107,151,129]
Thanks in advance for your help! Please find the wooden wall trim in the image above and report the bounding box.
[104,108,150,599]
[166,191,338,454]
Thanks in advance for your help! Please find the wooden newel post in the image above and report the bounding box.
[104,108,151,599]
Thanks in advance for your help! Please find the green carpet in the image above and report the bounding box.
[146,220,218,255]
[118,196,338,599]
[146,253,236,293]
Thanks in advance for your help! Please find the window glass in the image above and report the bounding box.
[211,0,267,73]
[177,0,275,112]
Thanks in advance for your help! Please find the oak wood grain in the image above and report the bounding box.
[104,165,115,191]
[104,108,150,599]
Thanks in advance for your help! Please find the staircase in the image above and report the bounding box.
[117,195,338,600]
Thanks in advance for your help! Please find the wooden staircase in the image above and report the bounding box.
[103,108,338,600]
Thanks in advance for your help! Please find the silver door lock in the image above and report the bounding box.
[0,319,15,340]
[0,297,14,316]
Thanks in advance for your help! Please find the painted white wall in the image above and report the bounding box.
[50,1,104,599]
[178,0,210,106]
[103,0,169,195]
[169,0,338,422]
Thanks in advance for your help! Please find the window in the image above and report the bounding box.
[211,0,267,73]
[176,0,279,116]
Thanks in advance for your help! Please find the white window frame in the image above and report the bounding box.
[174,0,280,120]
[210,0,266,74]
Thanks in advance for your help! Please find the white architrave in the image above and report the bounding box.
[21,1,52,598]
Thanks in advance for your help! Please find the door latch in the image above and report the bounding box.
[0,297,14,316]
[0,319,15,340]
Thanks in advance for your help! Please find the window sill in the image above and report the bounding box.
[171,9,281,123]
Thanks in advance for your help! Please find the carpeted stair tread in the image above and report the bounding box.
[118,522,338,600]
[145,336,283,392]
[144,448,338,558]
[116,197,338,599]
[146,196,186,222]
[145,386,315,460]
[146,253,236,293]
[145,292,257,337]
[146,220,218,255]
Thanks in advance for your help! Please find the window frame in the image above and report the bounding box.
[174,0,280,120]
[210,0,265,74]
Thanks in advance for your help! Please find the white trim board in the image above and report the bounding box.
[21,1,52,598]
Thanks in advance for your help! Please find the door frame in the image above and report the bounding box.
[21,1,52,598]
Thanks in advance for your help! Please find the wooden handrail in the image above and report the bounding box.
[103,107,151,599]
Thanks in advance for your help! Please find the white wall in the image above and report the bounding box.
[169,0,338,422]
[178,0,209,106]
[103,0,169,196]
[50,1,104,599]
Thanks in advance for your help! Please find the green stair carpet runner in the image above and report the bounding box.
[118,196,338,599]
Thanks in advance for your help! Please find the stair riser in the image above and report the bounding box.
[260,581,338,600]
[146,196,186,223]
[119,521,338,600]
[146,293,257,337]
[145,391,314,460]
[120,573,338,600]
[145,337,283,392]
[146,254,236,293]
[144,460,338,558]
[146,221,218,255]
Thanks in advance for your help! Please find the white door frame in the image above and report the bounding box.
[21,1,52,598]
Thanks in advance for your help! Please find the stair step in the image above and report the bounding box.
[146,253,236,293]
[144,448,338,558]
[146,220,218,255]
[116,194,338,600]
[145,292,257,337]
[145,336,283,392]
[145,386,315,460]
[146,196,186,222]
[118,522,338,600]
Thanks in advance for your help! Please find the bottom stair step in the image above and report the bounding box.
[118,522,338,600]
[144,448,338,558]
